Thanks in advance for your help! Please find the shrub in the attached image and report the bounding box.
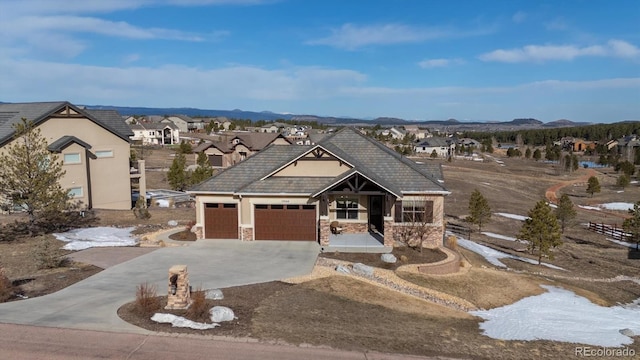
[135,282,162,317]
[132,197,151,220]
[186,287,209,322]
[0,267,13,302]
[34,236,67,269]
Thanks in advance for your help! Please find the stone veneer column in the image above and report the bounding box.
[383,217,395,247]
[241,226,254,241]
[165,265,191,310]
[194,225,204,240]
[319,216,330,246]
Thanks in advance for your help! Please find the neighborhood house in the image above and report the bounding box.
[189,127,449,248]
[0,101,134,210]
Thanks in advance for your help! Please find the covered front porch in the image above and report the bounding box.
[321,232,392,253]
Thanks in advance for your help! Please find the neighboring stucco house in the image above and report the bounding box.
[415,137,454,157]
[163,115,203,132]
[189,127,449,249]
[193,132,290,168]
[129,122,180,145]
[0,101,134,210]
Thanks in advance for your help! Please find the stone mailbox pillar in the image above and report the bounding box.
[165,265,192,310]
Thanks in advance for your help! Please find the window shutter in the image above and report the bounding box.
[424,201,434,223]
[394,201,403,222]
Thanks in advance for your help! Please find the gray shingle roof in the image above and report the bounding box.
[0,102,131,146]
[189,127,448,195]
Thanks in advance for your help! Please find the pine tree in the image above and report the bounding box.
[190,152,214,185]
[525,148,532,159]
[467,189,491,233]
[586,176,601,197]
[617,174,630,189]
[0,118,70,232]
[555,194,576,233]
[167,152,188,191]
[533,149,542,161]
[623,201,640,250]
[519,200,562,264]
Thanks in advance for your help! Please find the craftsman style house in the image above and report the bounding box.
[193,132,290,168]
[0,101,134,210]
[189,127,449,249]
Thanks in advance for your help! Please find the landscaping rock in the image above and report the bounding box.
[205,289,224,300]
[352,263,374,277]
[335,265,351,274]
[209,306,235,322]
[620,328,635,337]
[381,253,397,263]
[167,220,179,227]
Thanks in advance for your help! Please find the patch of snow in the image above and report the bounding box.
[631,180,638,184]
[481,182,492,186]
[454,234,563,270]
[600,202,634,211]
[151,313,219,330]
[53,227,138,250]
[155,199,171,208]
[617,190,625,193]
[495,213,529,221]
[471,285,640,347]
[481,232,519,242]
[437,179,444,183]
[606,238,636,249]
[547,203,558,208]
[579,205,601,211]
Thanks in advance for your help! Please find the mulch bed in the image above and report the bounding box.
[117,281,292,337]
[319,246,447,270]
[168,229,197,241]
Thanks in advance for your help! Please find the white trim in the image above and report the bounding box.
[259,144,354,181]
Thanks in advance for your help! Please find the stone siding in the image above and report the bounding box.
[241,226,253,241]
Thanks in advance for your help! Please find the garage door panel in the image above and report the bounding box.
[255,205,315,241]
[204,203,238,239]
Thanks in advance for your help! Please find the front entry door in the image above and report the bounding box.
[368,195,384,234]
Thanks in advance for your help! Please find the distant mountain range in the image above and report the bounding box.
[79,104,600,128]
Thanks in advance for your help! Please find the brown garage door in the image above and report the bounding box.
[204,203,238,239]
[254,204,316,241]
[208,155,222,167]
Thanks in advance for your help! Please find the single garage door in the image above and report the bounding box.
[208,154,223,167]
[204,203,238,239]
[254,204,316,241]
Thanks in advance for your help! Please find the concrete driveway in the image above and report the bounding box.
[0,239,319,333]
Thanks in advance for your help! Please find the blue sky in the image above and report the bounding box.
[0,0,638,123]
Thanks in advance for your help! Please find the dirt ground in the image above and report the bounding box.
[319,246,446,270]
[2,151,640,358]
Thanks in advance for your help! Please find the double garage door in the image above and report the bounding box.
[204,203,316,241]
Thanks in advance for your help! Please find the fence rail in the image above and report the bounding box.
[446,222,471,238]
[588,222,630,241]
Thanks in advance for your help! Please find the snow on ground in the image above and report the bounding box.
[579,205,601,211]
[53,227,138,250]
[481,232,520,242]
[455,235,563,270]
[471,285,640,347]
[600,202,635,211]
[495,213,529,221]
[151,313,219,330]
[606,237,637,249]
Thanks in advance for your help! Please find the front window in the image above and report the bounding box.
[336,197,358,219]
[398,200,434,223]
[63,153,81,164]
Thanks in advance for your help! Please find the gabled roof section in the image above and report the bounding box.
[192,140,232,154]
[47,136,92,152]
[260,144,354,181]
[311,168,402,198]
[232,132,290,151]
[318,127,447,194]
[0,102,131,147]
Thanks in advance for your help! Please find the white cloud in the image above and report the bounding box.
[479,40,639,63]
[307,23,493,50]
[512,11,527,23]
[418,58,464,68]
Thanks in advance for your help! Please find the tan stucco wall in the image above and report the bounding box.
[328,194,368,222]
[59,143,90,206]
[39,117,132,210]
[272,138,290,145]
[273,158,349,177]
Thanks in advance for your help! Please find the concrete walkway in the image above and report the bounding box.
[0,234,320,333]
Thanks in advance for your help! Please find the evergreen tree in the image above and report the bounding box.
[555,194,576,233]
[525,147,532,159]
[190,152,214,185]
[617,174,630,189]
[466,189,491,232]
[167,152,188,191]
[623,201,640,250]
[430,149,438,158]
[519,200,562,264]
[586,176,601,197]
[178,140,193,154]
[0,118,70,232]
